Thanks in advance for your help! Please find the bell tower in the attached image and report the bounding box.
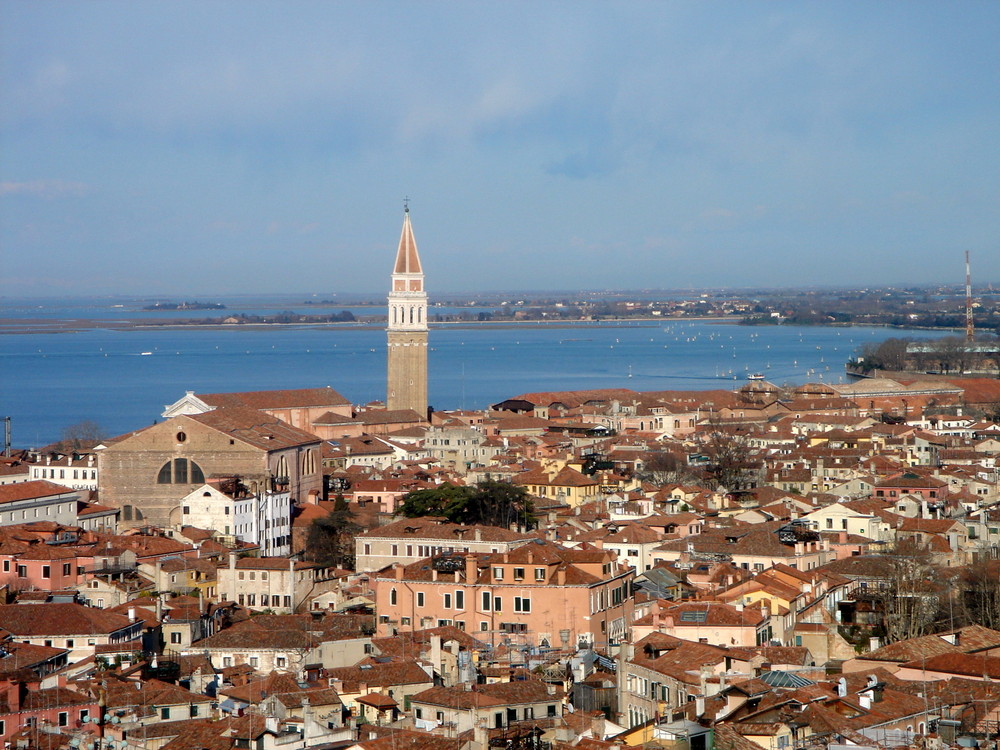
[386,202,428,415]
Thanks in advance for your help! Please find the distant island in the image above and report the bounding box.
[143,301,227,311]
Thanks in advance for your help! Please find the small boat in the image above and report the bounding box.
[140,351,152,356]
[747,373,765,380]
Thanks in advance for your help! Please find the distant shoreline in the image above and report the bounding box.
[0,315,737,335]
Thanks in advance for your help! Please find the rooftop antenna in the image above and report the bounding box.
[965,250,974,342]
[2,416,9,457]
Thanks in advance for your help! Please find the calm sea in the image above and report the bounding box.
[1,300,946,447]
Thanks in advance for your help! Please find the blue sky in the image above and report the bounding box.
[2,1,999,296]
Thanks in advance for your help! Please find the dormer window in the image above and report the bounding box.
[493,567,504,581]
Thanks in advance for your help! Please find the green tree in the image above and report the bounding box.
[398,481,536,530]
[398,483,476,520]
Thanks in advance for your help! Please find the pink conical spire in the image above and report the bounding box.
[393,206,423,275]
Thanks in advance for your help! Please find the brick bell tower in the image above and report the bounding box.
[386,201,428,415]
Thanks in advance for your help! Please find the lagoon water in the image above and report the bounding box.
[0,307,947,447]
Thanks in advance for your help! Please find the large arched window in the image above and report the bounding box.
[302,449,316,475]
[156,458,205,484]
[275,455,289,480]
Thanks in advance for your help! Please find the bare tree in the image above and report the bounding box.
[699,418,760,492]
[870,543,943,643]
[59,420,107,450]
[636,450,699,487]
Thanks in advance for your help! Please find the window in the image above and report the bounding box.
[416,592,425,607]
[183,506,190,515]
[223,656,232,667]
[58,712,69,726]
[66,639,74,648]
[443,593,452,609]
[493,596,502,612]
[249,657,259,668]
[547,704,557,717]
[514,567,525,580]
[481,621,489,631]
[1,561,7,573]
[191,704,199,717]
[482,592,491,611]
[455,590,465,610]
[493,567,504,581]
[514,597,531,613]
[42,565,50,579]
[156,458,205,484]
[79,710,89,724]
[277,657,287,668]
[160,708,170,720]
[171,632,182,644]
[17,565,26,578]
[63,562,71,576]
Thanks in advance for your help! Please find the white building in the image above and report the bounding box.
[0,480,81,526]
[180,481,293,557]
[27,453,99,491]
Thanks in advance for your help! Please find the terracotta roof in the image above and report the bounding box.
[0,603,135,637]
[185,407,321,450]
[198,386,350,409]
[0,480,76,504]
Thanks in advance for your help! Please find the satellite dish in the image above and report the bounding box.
[110,715,120,724]
[69,740,81,748]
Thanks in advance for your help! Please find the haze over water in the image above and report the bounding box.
[1,302,947,446]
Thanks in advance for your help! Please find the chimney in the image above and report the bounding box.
[557,567,566,585]
[265,716,279,733]
[839,531,848,544]
[228,551,237,573]
[474,528,482,542]
[395,563,405,580]
[695,694,705,717]
[128,607,136,623]
[465,555,477,582]
[3,681,21,712]
[474,722,490,750]
[430,635,442,668]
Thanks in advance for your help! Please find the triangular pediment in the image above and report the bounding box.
[162,391,215,419]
